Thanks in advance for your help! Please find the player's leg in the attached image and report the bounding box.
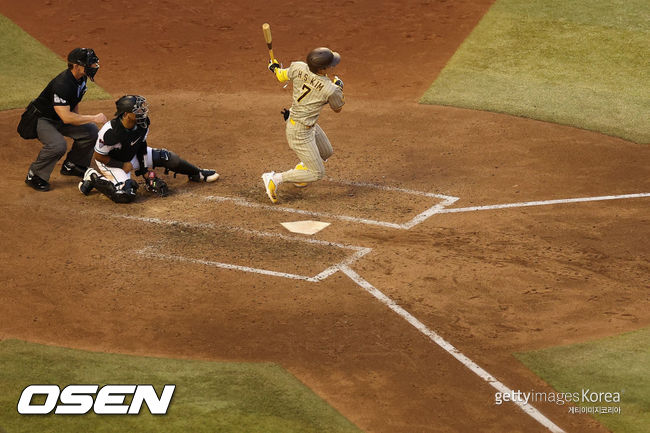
[150,148,218,182]
[262,121,322,204]
[25,118,68,190]
[288,124,333,188]
[313,124,333,162]
[59,122,99,177]
[80,161,137,203]
[282,123,324,184]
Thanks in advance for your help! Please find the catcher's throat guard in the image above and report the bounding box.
[115,95,149,127]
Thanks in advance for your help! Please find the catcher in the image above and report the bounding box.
[262,47,344,203]
[78,95,218,203]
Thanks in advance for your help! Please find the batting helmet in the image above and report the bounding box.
[115,95,149,127]
[306,47,341,73]
[67,48,100,81]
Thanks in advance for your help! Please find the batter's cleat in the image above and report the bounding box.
[25,171,50,191]
[262,172,278,204]
[78,168,98,195]
[60,160,87,178]
[189,169,219,183]
[293,162,308,188]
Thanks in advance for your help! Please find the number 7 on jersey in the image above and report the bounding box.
[297,84,312,102]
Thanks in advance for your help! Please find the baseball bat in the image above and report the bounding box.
[262,23,275,60]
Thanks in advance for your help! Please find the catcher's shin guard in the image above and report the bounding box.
[152,148,200,178]
[92,174,137,204]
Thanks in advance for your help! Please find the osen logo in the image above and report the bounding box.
[17,384,175,415]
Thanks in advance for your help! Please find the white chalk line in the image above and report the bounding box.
[200,177,459,229]
[115,214,371,281]
[136,246,318,281]
[107,191,650,432]
[205,195,404,229]
[436,193,650,214]
[204,194,459,230]
[205,187,648,230]
[111,212,566,430]
[124,211,565,430]
[340,266,566,433]
[116,214,364,251]
[333,179,457,200]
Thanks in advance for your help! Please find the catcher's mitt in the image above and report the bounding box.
[144,171,168,197]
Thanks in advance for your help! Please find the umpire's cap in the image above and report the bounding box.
[306,47,340,73]
[67,48,99,67]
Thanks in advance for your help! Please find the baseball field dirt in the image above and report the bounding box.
[0,1,648,432]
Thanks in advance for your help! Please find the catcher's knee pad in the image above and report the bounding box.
[152,148,199,177]
[152,148,180,169]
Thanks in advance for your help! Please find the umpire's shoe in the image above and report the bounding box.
[189,169,219,183]
[78,168,98,195]
[25,170,50,191]
[60,160,87,178]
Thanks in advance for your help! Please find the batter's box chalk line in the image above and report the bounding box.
[205,179,460,230]
[205,186,649,229]
[119,214,371,282]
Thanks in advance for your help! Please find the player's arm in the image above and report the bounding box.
[93,130,133,171]
[93,151,133,172]
[138,144,154,175]
[268,59,289,82]
[54,105,106,125]
[328,86,345,113]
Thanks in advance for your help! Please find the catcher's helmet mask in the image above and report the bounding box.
[306,47,341,73]
[67,48,99,81]
[115,95,149,128]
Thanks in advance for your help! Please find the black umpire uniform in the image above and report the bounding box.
[25,48,101,191]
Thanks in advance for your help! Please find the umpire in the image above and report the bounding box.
[24,48,107,191]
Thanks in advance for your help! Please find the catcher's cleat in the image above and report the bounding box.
[293,162,308,188]
[262,172,278,204]
[189,169,219,183]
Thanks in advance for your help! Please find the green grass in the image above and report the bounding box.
[0,340,362,433]
[420,0,650,143]
[515,327,650,433]
[0,14,110,111]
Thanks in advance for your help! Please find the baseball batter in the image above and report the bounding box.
[262,47,345,203]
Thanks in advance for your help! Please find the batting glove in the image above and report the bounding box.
[333,75,343,89]
[268,59,281,73]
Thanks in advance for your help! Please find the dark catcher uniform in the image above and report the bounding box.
[78,95,219,203]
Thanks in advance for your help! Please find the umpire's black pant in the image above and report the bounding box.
[28,117,98,181]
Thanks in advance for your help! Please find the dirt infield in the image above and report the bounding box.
[1,1,649,432]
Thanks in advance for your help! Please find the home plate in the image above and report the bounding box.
[280,220,331,235]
